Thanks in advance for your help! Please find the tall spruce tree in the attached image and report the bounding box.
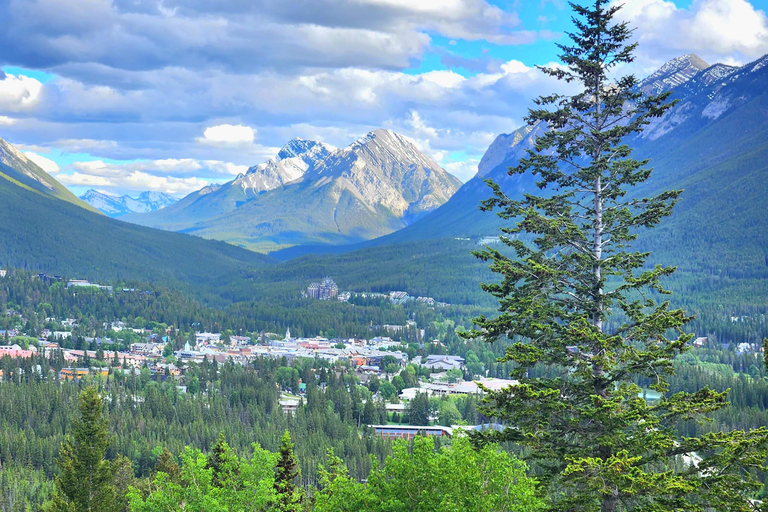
[468,1,768,511]
[274,430,303,512]
[48,387,116,512]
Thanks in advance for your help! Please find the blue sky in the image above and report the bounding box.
[1,0,767,196]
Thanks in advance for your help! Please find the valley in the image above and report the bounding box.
[2,2,768,510]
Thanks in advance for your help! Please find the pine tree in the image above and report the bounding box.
[154,448,180,484]
[48,387,117,512]
[274,430,303,512]
[468,1,768,511]
[206,432,240,488]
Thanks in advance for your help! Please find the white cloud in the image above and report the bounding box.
[0,74,44,111]
[197,124,256,145]
[443,159,480,182]
[614,0,768,65]
[202,160,249,175]
[57,156,248,194]
[24,151,61,174]
[0,116,15,125]
[71,158,204,177]
[53,139,119,152]
[57,171,210,195]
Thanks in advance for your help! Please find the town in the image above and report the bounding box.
[0,270,516,439]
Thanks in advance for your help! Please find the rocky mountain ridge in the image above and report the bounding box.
[125,129,461,251]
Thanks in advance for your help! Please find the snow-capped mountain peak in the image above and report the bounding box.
[638,54,709,95]
[80,189,177,217]
[237,139,336,193]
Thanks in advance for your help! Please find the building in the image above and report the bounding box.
[130,343,162,356]
[370,425,452,440]
[420,355,465,372]
[307,277,338,300]
[0,269,6,278]
[0,345,34,358]
[66,280,113,293]
[195,332,221,345]
[59,367,109,380]
[389,291,411,304]
[230,335,251,346]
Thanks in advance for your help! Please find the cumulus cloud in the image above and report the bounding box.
[71,159,204,177]
[54,156,248,194]
[24,151,60,174]
[57,170,210,195]
[197,124,256,146]
[0,73,43,111]
[614,0,768,66]
[443,158,480,182]
[0,0,535,75]
[6,0,762,194]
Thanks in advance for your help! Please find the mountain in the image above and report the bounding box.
[123,139,335,231]
[128,129,461,252]
[273,52,768,287]
[240,138,336,193]
[0,138,97,212]
[80,189,177,217]
[0,137,271,289]
[637,54,709,95]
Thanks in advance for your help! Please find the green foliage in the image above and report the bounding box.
[366,435,544,512]
[468,1,768,510]
[48,387,117,512]
[128,444,277,512]
[274,431,303,512]
[406,392,430,426]
[0,463,54,512]
[313,449,376,512]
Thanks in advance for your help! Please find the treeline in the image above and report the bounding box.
[7,386,542,512]
[0,358,394,488]
[0,268,454,344]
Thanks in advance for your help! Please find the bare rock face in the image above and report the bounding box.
[310,129,461,219]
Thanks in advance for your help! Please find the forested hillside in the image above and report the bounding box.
[0,171,271,290]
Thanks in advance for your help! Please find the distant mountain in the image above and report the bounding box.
[0,138,97,212]
[637,54,709,95]
[80,189,177,217]
[127,129,461,252]
[0,137,270,286]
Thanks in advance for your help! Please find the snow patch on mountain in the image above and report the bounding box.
[80,189,177,217]
[638,54,709,96]
[235,139,336,194]
[702,94,731,120]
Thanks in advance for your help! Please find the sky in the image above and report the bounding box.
[1,0,768,197]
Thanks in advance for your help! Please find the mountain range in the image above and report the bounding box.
[272,52,768,284]
[125,129,461,252]
[80,189,178,217]
[1,52,768,309]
